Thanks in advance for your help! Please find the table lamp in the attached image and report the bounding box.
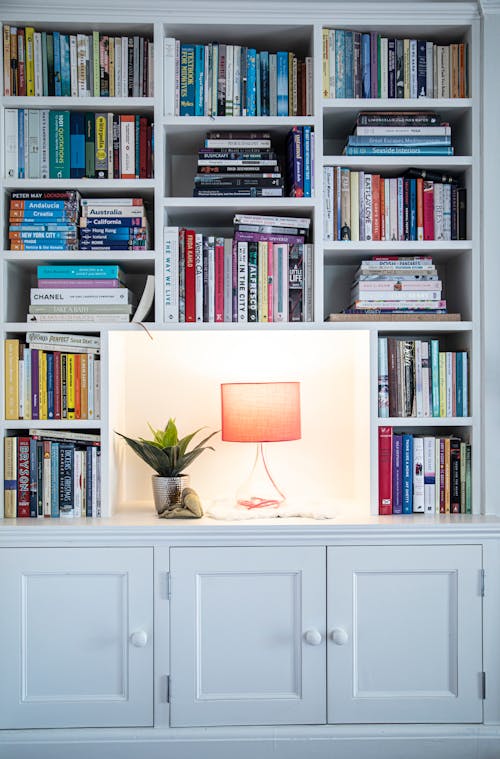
[221,381,301,509]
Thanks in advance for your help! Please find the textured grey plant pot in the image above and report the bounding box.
[151,474,189,517]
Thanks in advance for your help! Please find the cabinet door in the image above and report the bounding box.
[327,545,483,724]
[0,547,153,729]
[169,546,325,726]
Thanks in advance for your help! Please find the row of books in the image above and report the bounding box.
[5,334,101,421]
[378,428,471,516]
[322,28,469,99]
[8,193,151,251]
[343,111,454,156]
[164,38,313,117]
[163,215,313,323]
[3,431,101,519]
[4,109,154,181]
[378,338,468,418]
[2,25,153,98]
[323,167,467,242]
[346,256,448,316]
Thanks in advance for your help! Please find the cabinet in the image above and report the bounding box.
[169,543,483,727]
[0,546,153,729]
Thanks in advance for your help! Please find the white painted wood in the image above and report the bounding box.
[327,544,483,723]
[0,547,154,729]
[169,546,326,726]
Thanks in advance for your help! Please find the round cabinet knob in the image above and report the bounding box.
[304,629,323,646]
[130,630,148,648]
[331,628,349,646]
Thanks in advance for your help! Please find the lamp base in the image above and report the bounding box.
[236,442,285,510]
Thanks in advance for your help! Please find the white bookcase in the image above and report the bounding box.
[0,1,485,520]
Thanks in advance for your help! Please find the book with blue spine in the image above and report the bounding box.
[348,134,452,146]
[194,44,205,116]
[402,433,413,514]
[344,146,454,156]
[344,31,354,98]
[246,48,257,116]
[409,179,417,240]
[60,34,71,96]
[255,52,261,116]
[302,126,312,198]
[179,44,195,115]
[287,126,303,197]
[276,51,288,116]
[70,112,85,179]
[260,50,269,116]
[462,352,468,416]
[417,40,427,97]
[392,433,403,514]
[430,339,440,416]
[53,31,62,96]
[335,29,345,98]
[49,110,70,179]
[361,33,371,98]
[38,264,123,279]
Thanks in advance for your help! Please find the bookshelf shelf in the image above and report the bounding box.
[377,417,473,427]
[1,96,155,109]
[321,156,473,169]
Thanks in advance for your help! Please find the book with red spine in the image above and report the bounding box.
[378,425,393,515]
[139,116,148,178]
[215,237,225,322]
[17,436,31,517]
[423,180,434,240]
[184,229,196,322]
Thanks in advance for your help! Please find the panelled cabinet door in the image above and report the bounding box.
[327,545,483,724]
[0,547,153,729]
[169,546,326,727]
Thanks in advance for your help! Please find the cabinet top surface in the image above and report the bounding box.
[1,508,500,544]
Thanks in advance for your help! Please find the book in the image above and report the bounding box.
[132,274,155,323]
[378,426,393,515]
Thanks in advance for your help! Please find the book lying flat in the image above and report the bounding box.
[328,313,461,322]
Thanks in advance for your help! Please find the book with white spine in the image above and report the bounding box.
[163,226,179,323]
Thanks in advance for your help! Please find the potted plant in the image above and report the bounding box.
[116,419,217,518]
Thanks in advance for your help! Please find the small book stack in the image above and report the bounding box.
[339,256,455,320]
[28,264,135,323]
[4,332,101,421]
[79,197,150,250]
[343,111,453,156]
[3,431,101,519]
[193,131,284,197]
[286,125,314,197]
[8,190,80,251]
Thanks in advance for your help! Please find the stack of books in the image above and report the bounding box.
[8,190,80,251]
[3,431,101,519]
[163,214,313,323]
[345,256,449,317]
[28,263,135,323]
[165,38,313,117]
[323,167,466,241]
[193,131,284,197]
[343,111,454,156]
[322,29,469,99]
[79,197,150,250]
[4,332,101,421]
[4,110,154,180]
[2,25,153,98]
[378,427,471,516]
[378,337,468,418]
[286,126,314,198]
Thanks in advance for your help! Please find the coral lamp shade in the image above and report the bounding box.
[221,382,301,443]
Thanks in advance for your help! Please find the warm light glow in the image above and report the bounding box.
[221,382,301,443]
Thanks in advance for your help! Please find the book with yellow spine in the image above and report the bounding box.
[3,436,17,518]
[25,26,35,96]
[5,339,19,420]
